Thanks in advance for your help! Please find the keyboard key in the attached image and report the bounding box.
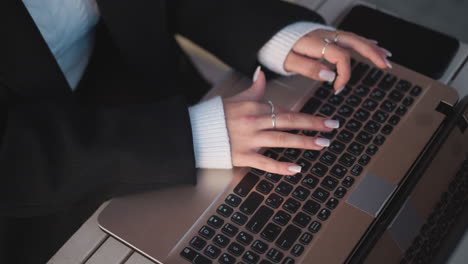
[181,247,212,264]
[346,95,362,107]
[389,90,404,102]
[317,208,331,221]
[328,94,344,106]
[296,158,311,172]
[338,105,354,117]
[283,198,301,214]
[314,87,331,100]
[234,173,260,197]
[226,194,242,208]
[214,234,230,248]
[396,105,408,116]
[339,85,353,96]
[334,186,347,198]
[339,153,356,167]
[237,232,254,245]
[303,150,320,161]
[378,73,397,90]
[271,148,284,154]
[256,180,274,195]
[364,120,381,134]
[208,215,224,229]
[228,242,245,256]
[351,164,363,176]
[291,244,305,257]
[302,174,320,189]
[263,150,279,160]
[410,85,422,96]
[284,148,302,160]
[381,124,393,135]
[366,145,379,156]
[292,186,310,201]
[346,119,362,132]
[261,223,282,242]
[240,192,264,215]
[303,200,321,215]
[231,212,248,226]
[347,142,365,156]
[319,151,337,165]
[370,88,386,101]
[247,206,274,233]
[356,131,373,144]
[349,62,370,85]
[358,154,371,166]
[354,108,370,122]
[381,100,397,112]
[308,221,322,233]
[396,80,412,92]
[266,173,282,183]
[205,244,222,259]
[311,163,328,177]
[330,164,347,179]
[326,197,339,210]
[373,135,386,146]
[300,233,313,245]
[217,204,234,217]
[362,98,378,111]
[319,104,336,116]
[342,176,355,188]
[190,236,207,250]
[337,130,354,143]
[329,140,346,154]
[276,182,294,196]
[242,251,259,264]
[301,97,322,114]
[363,68,383,86]
[266,248,284,263]
[283,257,295,264]
[303,130,317,137]
[219,253,236,264]
[222,223,239,237]
[402,96,414,107]
[388,115,400,126]
[273,210,291,226]
[321,176,339,191]
[252,240,269,254]
[372,110,389,123]
[355,85,370,97]
[293,212,311,228]
[266,193,284,209]
[312,188,330,203]
[276,225,302,250]
[199,225,216,239]
[251,168,265,176]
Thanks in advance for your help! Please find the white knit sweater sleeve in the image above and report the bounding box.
[188,96,232,169]
[258,21,335,75]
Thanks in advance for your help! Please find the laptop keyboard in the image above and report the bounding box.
[181,60,423,264]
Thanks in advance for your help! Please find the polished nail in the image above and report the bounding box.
[324,119,340,129]
[315,137,330,147]
[384,57,393,69]
[369,39,379,44]
[253,65,261,82]
[334,86,345,95]
[380,48,392,57]
[288,165,302,173]
[319,69,336,82]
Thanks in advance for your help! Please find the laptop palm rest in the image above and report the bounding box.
[98,168,234,263]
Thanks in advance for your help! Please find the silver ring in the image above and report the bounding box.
[321,38,334,58]
[333,31,340,43]
[267,100,277,129]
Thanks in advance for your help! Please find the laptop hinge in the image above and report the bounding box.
[435,100,467,133]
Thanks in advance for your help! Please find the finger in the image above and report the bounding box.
[284,52,336,82]
[336,31,390,69]
[239,152,303,175]
[226,66,266,103]
[254,131,330,150]
[323,44,352,91]
[256,112,340,131]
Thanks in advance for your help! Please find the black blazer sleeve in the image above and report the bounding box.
[170,0,327,75]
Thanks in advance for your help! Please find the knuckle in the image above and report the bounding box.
[275,133,288,145]
[284,112,297,124]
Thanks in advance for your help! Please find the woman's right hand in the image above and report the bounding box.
[224,67,339,175]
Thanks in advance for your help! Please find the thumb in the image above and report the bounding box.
[227,66,266,102]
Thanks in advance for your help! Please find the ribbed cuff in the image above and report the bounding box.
[188,96,232,169]
[258,21,335,75]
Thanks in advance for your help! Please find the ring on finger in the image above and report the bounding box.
[267,100,277,129]
[332,31,340,43]
[321,37,334,59]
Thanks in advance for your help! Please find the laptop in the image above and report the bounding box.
[97,45,468,263]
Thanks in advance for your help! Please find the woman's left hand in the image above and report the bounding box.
[283,29,393,94]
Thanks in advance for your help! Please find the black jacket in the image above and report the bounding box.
[0,0,324,262]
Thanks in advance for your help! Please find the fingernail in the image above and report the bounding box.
[288,165,302,173]
[334,85,345,95]
[318,69,336,82]
[384,57,393,69]
[380,48,392,57]
[253,66,261,82]
[315,137,330,147]
[324,119,340,128]
[369,39,379,44]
